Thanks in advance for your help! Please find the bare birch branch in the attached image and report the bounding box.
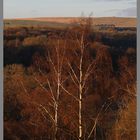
[69,71,79,87]
[68,62,80,84]
[87,100,112,140]
[39,104,55,123]
[47,51,57,75]
[60,83,79,101]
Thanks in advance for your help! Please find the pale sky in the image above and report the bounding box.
[4,0,137,18]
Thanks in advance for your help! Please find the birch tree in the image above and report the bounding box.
[33,36,67,140]
[59,17,96,140]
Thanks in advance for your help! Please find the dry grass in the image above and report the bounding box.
[9,17,137,27]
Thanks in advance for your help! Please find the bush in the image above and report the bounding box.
[22,35,47,47]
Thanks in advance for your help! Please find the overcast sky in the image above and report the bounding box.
[4,0,137,18]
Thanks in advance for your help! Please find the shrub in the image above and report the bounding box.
[22,35,47,47]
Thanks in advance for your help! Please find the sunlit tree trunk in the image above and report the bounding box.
[33,38,66,140]
[78,33,84,140]
[54,44,61,140]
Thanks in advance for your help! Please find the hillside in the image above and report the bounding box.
[4,17,136,28]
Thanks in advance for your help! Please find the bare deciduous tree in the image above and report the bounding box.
[59,16,96,140]
[33,36,67,140]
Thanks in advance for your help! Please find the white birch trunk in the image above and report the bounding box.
[54,40,61,140]
[54,103,58,140]
[79,33,84,140]
[79,86,82,140]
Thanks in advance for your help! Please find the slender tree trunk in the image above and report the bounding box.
[54,43,60,140]
[79,87,82,140]
[79,68,83,140]
[55,72,60,140]
[54,103,58,140]
[79,35,83,140]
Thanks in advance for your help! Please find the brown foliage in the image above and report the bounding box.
[4,18,136,140]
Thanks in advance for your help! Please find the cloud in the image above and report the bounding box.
[31,10,38,13]
[117,7,136,17]
[128,1,136,5]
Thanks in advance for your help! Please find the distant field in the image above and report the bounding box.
[4,19,69,29]
[4,17,136,28]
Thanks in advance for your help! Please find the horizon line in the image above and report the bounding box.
[4,16,137,20]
